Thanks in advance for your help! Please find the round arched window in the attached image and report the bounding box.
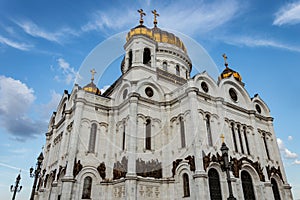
[145,87,154,97]
[201,82,209,93]
[255,104,262,114]
[229,88,238,102]
[123,89,128,99]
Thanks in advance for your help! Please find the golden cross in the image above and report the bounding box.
[137,9,146,25]
[152,9,159,27]
[222,53,228,68]
[220,134,225,143]
[90,68,96,82]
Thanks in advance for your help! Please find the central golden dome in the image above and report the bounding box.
[126,25,187,53]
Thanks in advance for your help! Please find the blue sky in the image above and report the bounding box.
[0,0,300,199]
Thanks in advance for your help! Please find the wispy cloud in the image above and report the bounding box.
[0,35,31,51]
[81,0,241,36]
[54,58,80,85]
[39,90,61,120]
[277,138,298,159]
[294,159,300,165]
[225,36,300,53]
[273,1,300,26]
[158,0,241,35]
[0,76,46,140]
[15,20,79,43]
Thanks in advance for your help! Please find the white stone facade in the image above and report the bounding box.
[35,25,293,200]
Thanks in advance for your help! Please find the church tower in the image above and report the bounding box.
[35,10,293,200]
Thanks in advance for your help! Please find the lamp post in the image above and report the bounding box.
[29,152,44,200]
[10,173,22,200]
[220,137,236,200]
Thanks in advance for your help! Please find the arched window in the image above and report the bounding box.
[206,115,213,146]
[262,132,270,160]
[88,123,97,153]
[271,178,281,200]
[128,50,132,68]
[163,61,167,71]
[176,65,180,76]
[122,123,126,150]
[237,125,244,154]
[179,116,186,148]
[143,48,151,64]
[183,173,190,197]
[243,126,250,155]
[82,176,92,199]
[241,171,255,200]
[231,123,238,152]
[208,168,222,200]
[145,119,151,150]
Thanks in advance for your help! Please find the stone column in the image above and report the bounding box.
[60,100,84,200]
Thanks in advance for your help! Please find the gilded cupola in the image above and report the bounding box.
[219,54,242,82]
[83,69,101,95]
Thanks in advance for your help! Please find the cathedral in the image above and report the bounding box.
[34,10,293,200]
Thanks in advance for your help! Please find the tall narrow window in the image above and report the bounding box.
[122,123,126,150]
[208,169,222,200]
[231,123,238,152]
[128,50,132,68]
[183,173,190,197]
[237,125,244,154]
[176,65,180,76]
[179,116,186,148]
[263,132,270,160]
[243,126,250,155]
[271,178,281,200]
[82,176,92,199]
[145,119,151,150]
[143,48,151,64]
[163,61,167,71]
[206,115,213,146]
[88,123,97,153]
[241,171,255,200]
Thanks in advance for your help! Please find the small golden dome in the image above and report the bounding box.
[83,69,101,95]
[83,82,101,95]
[126,25,187,53]
[219,54,242,82]
[219,67,242,82]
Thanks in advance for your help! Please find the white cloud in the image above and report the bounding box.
[158,0,241,35]
[273,2,300,26]
[55,58,79,85]
[225,36,300,53]
[100,85,110,94]
[82,0,241,36]
[15,20,79,43]
[277,138,298,159]
[0,76,45,139]
[294,160,300,165]
[288,136,293,141]
[0,35,31,51]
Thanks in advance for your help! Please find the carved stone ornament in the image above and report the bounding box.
[136,158,162,179]
[185,155,196,172]
[113,156,128,180]
[73,159,83,178]
[172,159,182,177]
[230,156,265,182]
[266,165,284,183]
[202,152,223,171]
[97,162,106,180]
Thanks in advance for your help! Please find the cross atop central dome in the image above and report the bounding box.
[126,9,187,53]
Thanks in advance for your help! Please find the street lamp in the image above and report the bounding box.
[220,135,236,200]
[29,152,44,200]
[10,173,22,200]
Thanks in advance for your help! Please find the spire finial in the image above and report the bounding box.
[90,68,96,82]
[137,9,146,25]
[220,134,225,143]
[222,53,228,68]
[151,9,159,27]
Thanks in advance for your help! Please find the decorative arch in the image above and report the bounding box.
[194,71,219,96]
[136,77,165,101]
